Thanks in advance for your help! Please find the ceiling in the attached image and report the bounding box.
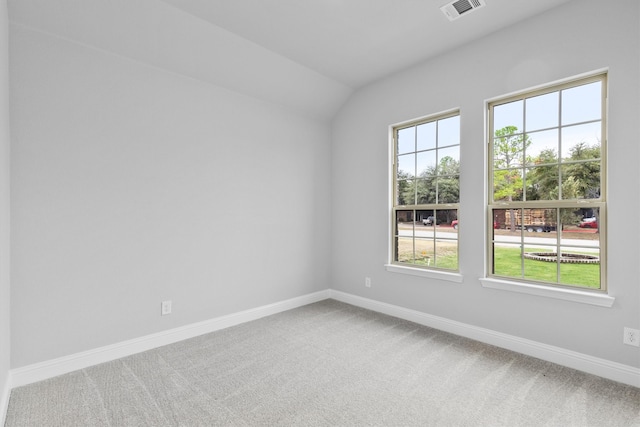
[9,0,573,119]
[159,0,572,89]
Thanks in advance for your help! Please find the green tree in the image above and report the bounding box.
[416,156,459,205]
[493,126,531,230]
[526,148,558,200]
[565,142,600,199]
[526,142,600,229]
[396,170,413,205]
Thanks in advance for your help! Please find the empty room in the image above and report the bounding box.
[1,0,639,425]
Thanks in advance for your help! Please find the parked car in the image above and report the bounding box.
[579,217,598,228]
[422,216,440,225]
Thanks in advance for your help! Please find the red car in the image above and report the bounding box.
[579,218,598,228]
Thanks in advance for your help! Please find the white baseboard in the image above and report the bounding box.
[8,288,639,392]
[1,371,11,427]
[10,290,331,388]
[329,290,640,388]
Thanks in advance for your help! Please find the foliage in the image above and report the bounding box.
[493,126,601,228]
[399,156,460,205]
[493,125,531,171]
[564,142,601,199]
[396,170,413,205]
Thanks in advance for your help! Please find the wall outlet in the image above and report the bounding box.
[623,327,640,347]
[365,277,371,288]
[161,300,172,316]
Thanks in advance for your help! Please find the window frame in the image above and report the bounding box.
[486,73,608,293]
[389,110,461,275]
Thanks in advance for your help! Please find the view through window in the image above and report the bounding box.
[392,112,460,271]
[488,74,606,290]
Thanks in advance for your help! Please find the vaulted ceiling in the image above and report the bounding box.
[9,0,572,119]
[159,0,572,88]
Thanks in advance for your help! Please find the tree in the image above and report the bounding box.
[526,148,558,200]
[399,156,459,222]
[415,156,460,205]
[526,142,601,229]
[565,142,600,199]
[396,170,413,205]
[493,126,531,230]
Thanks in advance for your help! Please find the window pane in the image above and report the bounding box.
[494,100,523,132]
[561,162,600,199]
[438,115,460,147]
[395,237,415,264]
[416,150,436,177]
[492,209,508,234]
[561,81,602,125]
[493,243,523,278]
[561,122,601,160]
[524,164,559,201]
[559,247,600,289]
[493,131,526,168]
[437,146,460,173]
[417,209,435,226]
[435,240,458,269]
[395,210,414,232]
[396,179,414,205]
[493,170,524,202]
[434,209,458,233]
[437,176,460,203]
[415,239,434,266]
[561,207,599,241]
[416,121,436,151]
[416,179,436,204]
[525,129,559,165]
[523,247,558,283]
[525,91,559,131]
[397,127,415,155]
[521,208,556,234]
[397,153,415,178]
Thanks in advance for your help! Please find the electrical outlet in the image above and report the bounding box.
[623,327,640,347]
[365,277,371,288]
[161,300,172,316]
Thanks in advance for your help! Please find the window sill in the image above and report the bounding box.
[479,277,615,307]
[384,264,464,283]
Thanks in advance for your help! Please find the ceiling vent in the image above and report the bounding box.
[440,0,486,21]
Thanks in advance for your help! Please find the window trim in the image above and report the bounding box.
[486,72,608,293]
[385,263,464,283]
[389,109,461,273]
[479,277,614,307]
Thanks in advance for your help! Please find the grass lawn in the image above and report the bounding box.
[493,246,600,289]
[396,238,458,270]
[395,235,599,289]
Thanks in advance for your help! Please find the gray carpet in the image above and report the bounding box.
[5,299,640,426]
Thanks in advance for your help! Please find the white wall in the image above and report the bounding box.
[0,0,11,415]
[10,23,332,367]
[331,0,640,367]
[8,0,351,121]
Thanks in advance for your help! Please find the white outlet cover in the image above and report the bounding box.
[161,300,172,316]
[623,327,640,347]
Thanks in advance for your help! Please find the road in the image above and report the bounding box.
[398,226,599,252]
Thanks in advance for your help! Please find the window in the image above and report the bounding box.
[488,74,606,291]
[392,112,460,271]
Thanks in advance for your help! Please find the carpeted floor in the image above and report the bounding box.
[5,299,640,426]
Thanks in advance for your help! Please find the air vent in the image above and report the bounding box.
[440,0,486,21]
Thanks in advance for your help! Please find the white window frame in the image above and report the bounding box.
[481,72,613,307]
[386,110,462,282]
